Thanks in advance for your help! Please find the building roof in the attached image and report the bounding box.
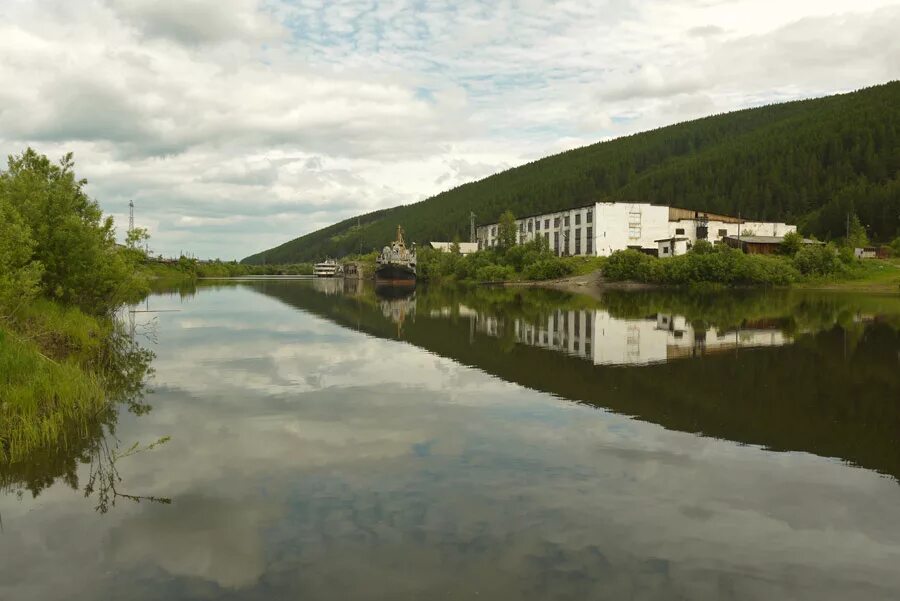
[724,235,821,245]
[654,236,691,242]
[477,202,752,228]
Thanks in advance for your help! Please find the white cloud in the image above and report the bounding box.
[0,0,897,259]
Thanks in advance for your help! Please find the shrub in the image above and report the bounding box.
[793,244,843,276]
[779,231,803,256]
[603,249,658,281]
[523,257,574,281]
[474,264,515,281]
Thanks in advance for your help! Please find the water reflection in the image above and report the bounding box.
[253,281,900,481]
[2,280,899,601]
[0,310,161,511]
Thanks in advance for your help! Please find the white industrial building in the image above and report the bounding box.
[476,202,796,257]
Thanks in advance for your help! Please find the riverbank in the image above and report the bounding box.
[499,256,900,298]
[0,300,151,464]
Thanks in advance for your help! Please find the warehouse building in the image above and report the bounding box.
[475,202,796,257]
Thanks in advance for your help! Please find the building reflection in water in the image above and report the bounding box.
[462,309,789,366]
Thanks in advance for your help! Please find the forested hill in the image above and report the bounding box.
[242,82,899,264]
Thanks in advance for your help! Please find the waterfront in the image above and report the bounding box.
[2,280,899,600]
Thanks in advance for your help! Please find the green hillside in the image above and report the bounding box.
[242,82,900,264]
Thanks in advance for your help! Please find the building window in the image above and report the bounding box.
[574,228,581,254]
[554,232,560,253]
[554,217,560,227]
[564,216,570,226]
[528,220,533,232]
[586,227,593,254]
[520,222,525,232]
[544,232,550,243]
[628,226,640,238]
[491,226,496,236]
[544,219,550,229]
[719,229,728,237]
[662,247,669,254]
[586,210,592,223]
[675,228,685,235]
[575,213,581,225]
[535,220,540,231]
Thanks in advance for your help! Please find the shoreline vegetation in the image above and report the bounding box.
[416,228,900,292]
[0,149,152,471]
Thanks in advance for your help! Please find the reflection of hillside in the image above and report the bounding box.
[247,281,900,483]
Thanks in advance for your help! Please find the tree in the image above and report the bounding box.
[846,213,869,248]
[498,210,517,250]
[0,196,42,315]
[126,227,150,251]
[0,148,143,313]
[780,231,803,256]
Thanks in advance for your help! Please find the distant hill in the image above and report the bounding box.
[242,82,899,264]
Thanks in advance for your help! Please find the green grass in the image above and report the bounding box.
[797,258,900,292]
[560,256,607,277]
[0,325,106,463]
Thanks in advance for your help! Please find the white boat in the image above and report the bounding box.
[314,258,343,277]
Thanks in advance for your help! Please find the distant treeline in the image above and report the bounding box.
[143,258,313,279]
[242,81,899,265]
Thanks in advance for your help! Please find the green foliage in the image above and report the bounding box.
[523,258,573,281]
[603,249,659,281]
[0,195,43,313]
[890,237,900,256]
[0,300,153,464]
[0,148,145,314]
[417,238,574,283]
[243,82,900,264]
[779,231,804,256]
[604,246,801,286]
[497,210,518,250]
[846,213,870,248]
[792,244,844,277]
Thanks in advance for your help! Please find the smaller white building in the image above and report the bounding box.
[655,236,691,257]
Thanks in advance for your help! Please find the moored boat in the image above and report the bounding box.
[375,226,416,286]
[314,258,343,277]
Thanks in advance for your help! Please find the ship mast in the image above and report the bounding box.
[396,225,405,247]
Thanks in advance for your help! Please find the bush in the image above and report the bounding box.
[603,249,658,281]
[523,257,574,280]
[779,231,803,256]
[0,196,43,313]
[792,244,843,276]
[474,264,515,281]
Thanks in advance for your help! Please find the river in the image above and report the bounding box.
[2,278,899,600]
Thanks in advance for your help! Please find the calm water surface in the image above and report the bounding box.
[2,279,900,600]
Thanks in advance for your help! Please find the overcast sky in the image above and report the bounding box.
[1,0,898,260]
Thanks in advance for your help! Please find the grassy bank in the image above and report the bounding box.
[0,301,151,464]
[602,241,900,290]
[1,148,154,472]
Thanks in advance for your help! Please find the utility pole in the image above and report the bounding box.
[128,200,135,239]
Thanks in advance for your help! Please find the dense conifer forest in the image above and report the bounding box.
[243,82,899,264]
